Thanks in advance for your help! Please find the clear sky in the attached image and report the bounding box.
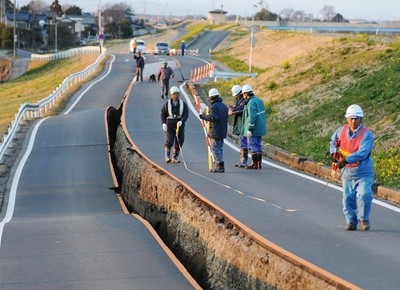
[17,0,400,21]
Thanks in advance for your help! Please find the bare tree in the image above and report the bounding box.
[292,10,306,22]
[280,8,294,21]
[27,0,50,14]
[320,5,335,21]
[103,2,131,23]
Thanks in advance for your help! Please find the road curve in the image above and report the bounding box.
[123,33,400,290]
[0,54,199,289]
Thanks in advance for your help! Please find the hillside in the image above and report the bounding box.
[211,27,400,189]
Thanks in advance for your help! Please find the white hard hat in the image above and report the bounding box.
[242,84,253,93]
[345,104,364,118]
[231,85,242,96]
[208,88,219,98]
[170,86,180,95]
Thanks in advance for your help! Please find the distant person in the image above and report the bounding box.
[130,38,137,54]
[241,84,267,169]
[157,60,174,99]
[228,85,249,168]
[199,88,228,173]
[160,86,189,163]
[330,104,375,231]
[133,51,145,82]
[181,40,186,56]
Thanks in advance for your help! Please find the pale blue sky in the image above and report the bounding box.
[17,0,400,21]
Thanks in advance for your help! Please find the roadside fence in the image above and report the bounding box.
[0,48,106,163]
[190,62,216,82]
[31,46,101,61]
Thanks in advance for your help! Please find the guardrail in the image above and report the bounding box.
[0,48,106,163]
[31,46,101,61]
[211,71,257,81]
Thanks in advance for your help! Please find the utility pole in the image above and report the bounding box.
[13,0,17,58]
[0,0,5,24]
[98,0,103,53]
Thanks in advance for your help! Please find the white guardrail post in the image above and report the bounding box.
[0,46,106,162]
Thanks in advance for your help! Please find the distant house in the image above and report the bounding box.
[6,10,46,30]
[208,8,227,25]
[62,13,97,39]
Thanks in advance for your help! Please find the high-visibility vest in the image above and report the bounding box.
[167,99,183,119]
[339,124,370,167]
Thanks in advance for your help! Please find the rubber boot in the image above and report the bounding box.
[234,149,248,168]
[246,153,259,169]
[165,148,171,163]
[172,148,181,163]
[257,152,263,169]
[211,162,225,173]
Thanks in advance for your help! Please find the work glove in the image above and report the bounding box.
[247,130,252,137]
[330,153,338,163]
[338,159,348,169]
[200,103,207,114]
[162,123,167,132]
[199,113,203,119]
[177,121,182,128]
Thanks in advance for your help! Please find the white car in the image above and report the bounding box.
[154,41,170,55]
[129,38,146,54]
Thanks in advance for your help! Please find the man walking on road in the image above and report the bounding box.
[241,84,267,169]
[330,104,375,231]
[157,60,174,99]
[199,88,228,173]
[161,86,189,163]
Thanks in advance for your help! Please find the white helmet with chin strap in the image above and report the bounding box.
[345,104,364,118]
[231,85,242,96]
[242,84,253,94]
[170,86,180,95]
[208,88,219,99]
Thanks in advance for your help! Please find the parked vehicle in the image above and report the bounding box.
[154,41,170,55]
[129,38,146,54]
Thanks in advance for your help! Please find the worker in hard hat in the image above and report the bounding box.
[228,85,249,168]
[157,60,174,99]
[199,88,228,173]
[181,40,186,56]
[241,84,267,169]
[160,86,189,163]
[330,104,375,231]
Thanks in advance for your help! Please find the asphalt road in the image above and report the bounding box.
[0,54,197,289]
[1,31,400,290]
[123,33,400,289]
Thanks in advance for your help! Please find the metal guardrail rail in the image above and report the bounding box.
[211,71,257,81]
[0,47,106,163]
[30,46,101,61]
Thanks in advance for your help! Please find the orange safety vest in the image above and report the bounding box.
[338,124,369,168]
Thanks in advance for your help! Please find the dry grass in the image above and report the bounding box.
[0,54,98,134]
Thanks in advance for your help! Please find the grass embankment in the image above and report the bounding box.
[207,29,400,189]
[0,54,100,135]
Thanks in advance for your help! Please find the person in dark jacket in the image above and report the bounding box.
[199,88,228,173]
[133,51,145,82]
[228,84,249,168]
[160,86,189,163]
[157,60,174,99]
[240,84,267,169]
[181,40,186,56]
